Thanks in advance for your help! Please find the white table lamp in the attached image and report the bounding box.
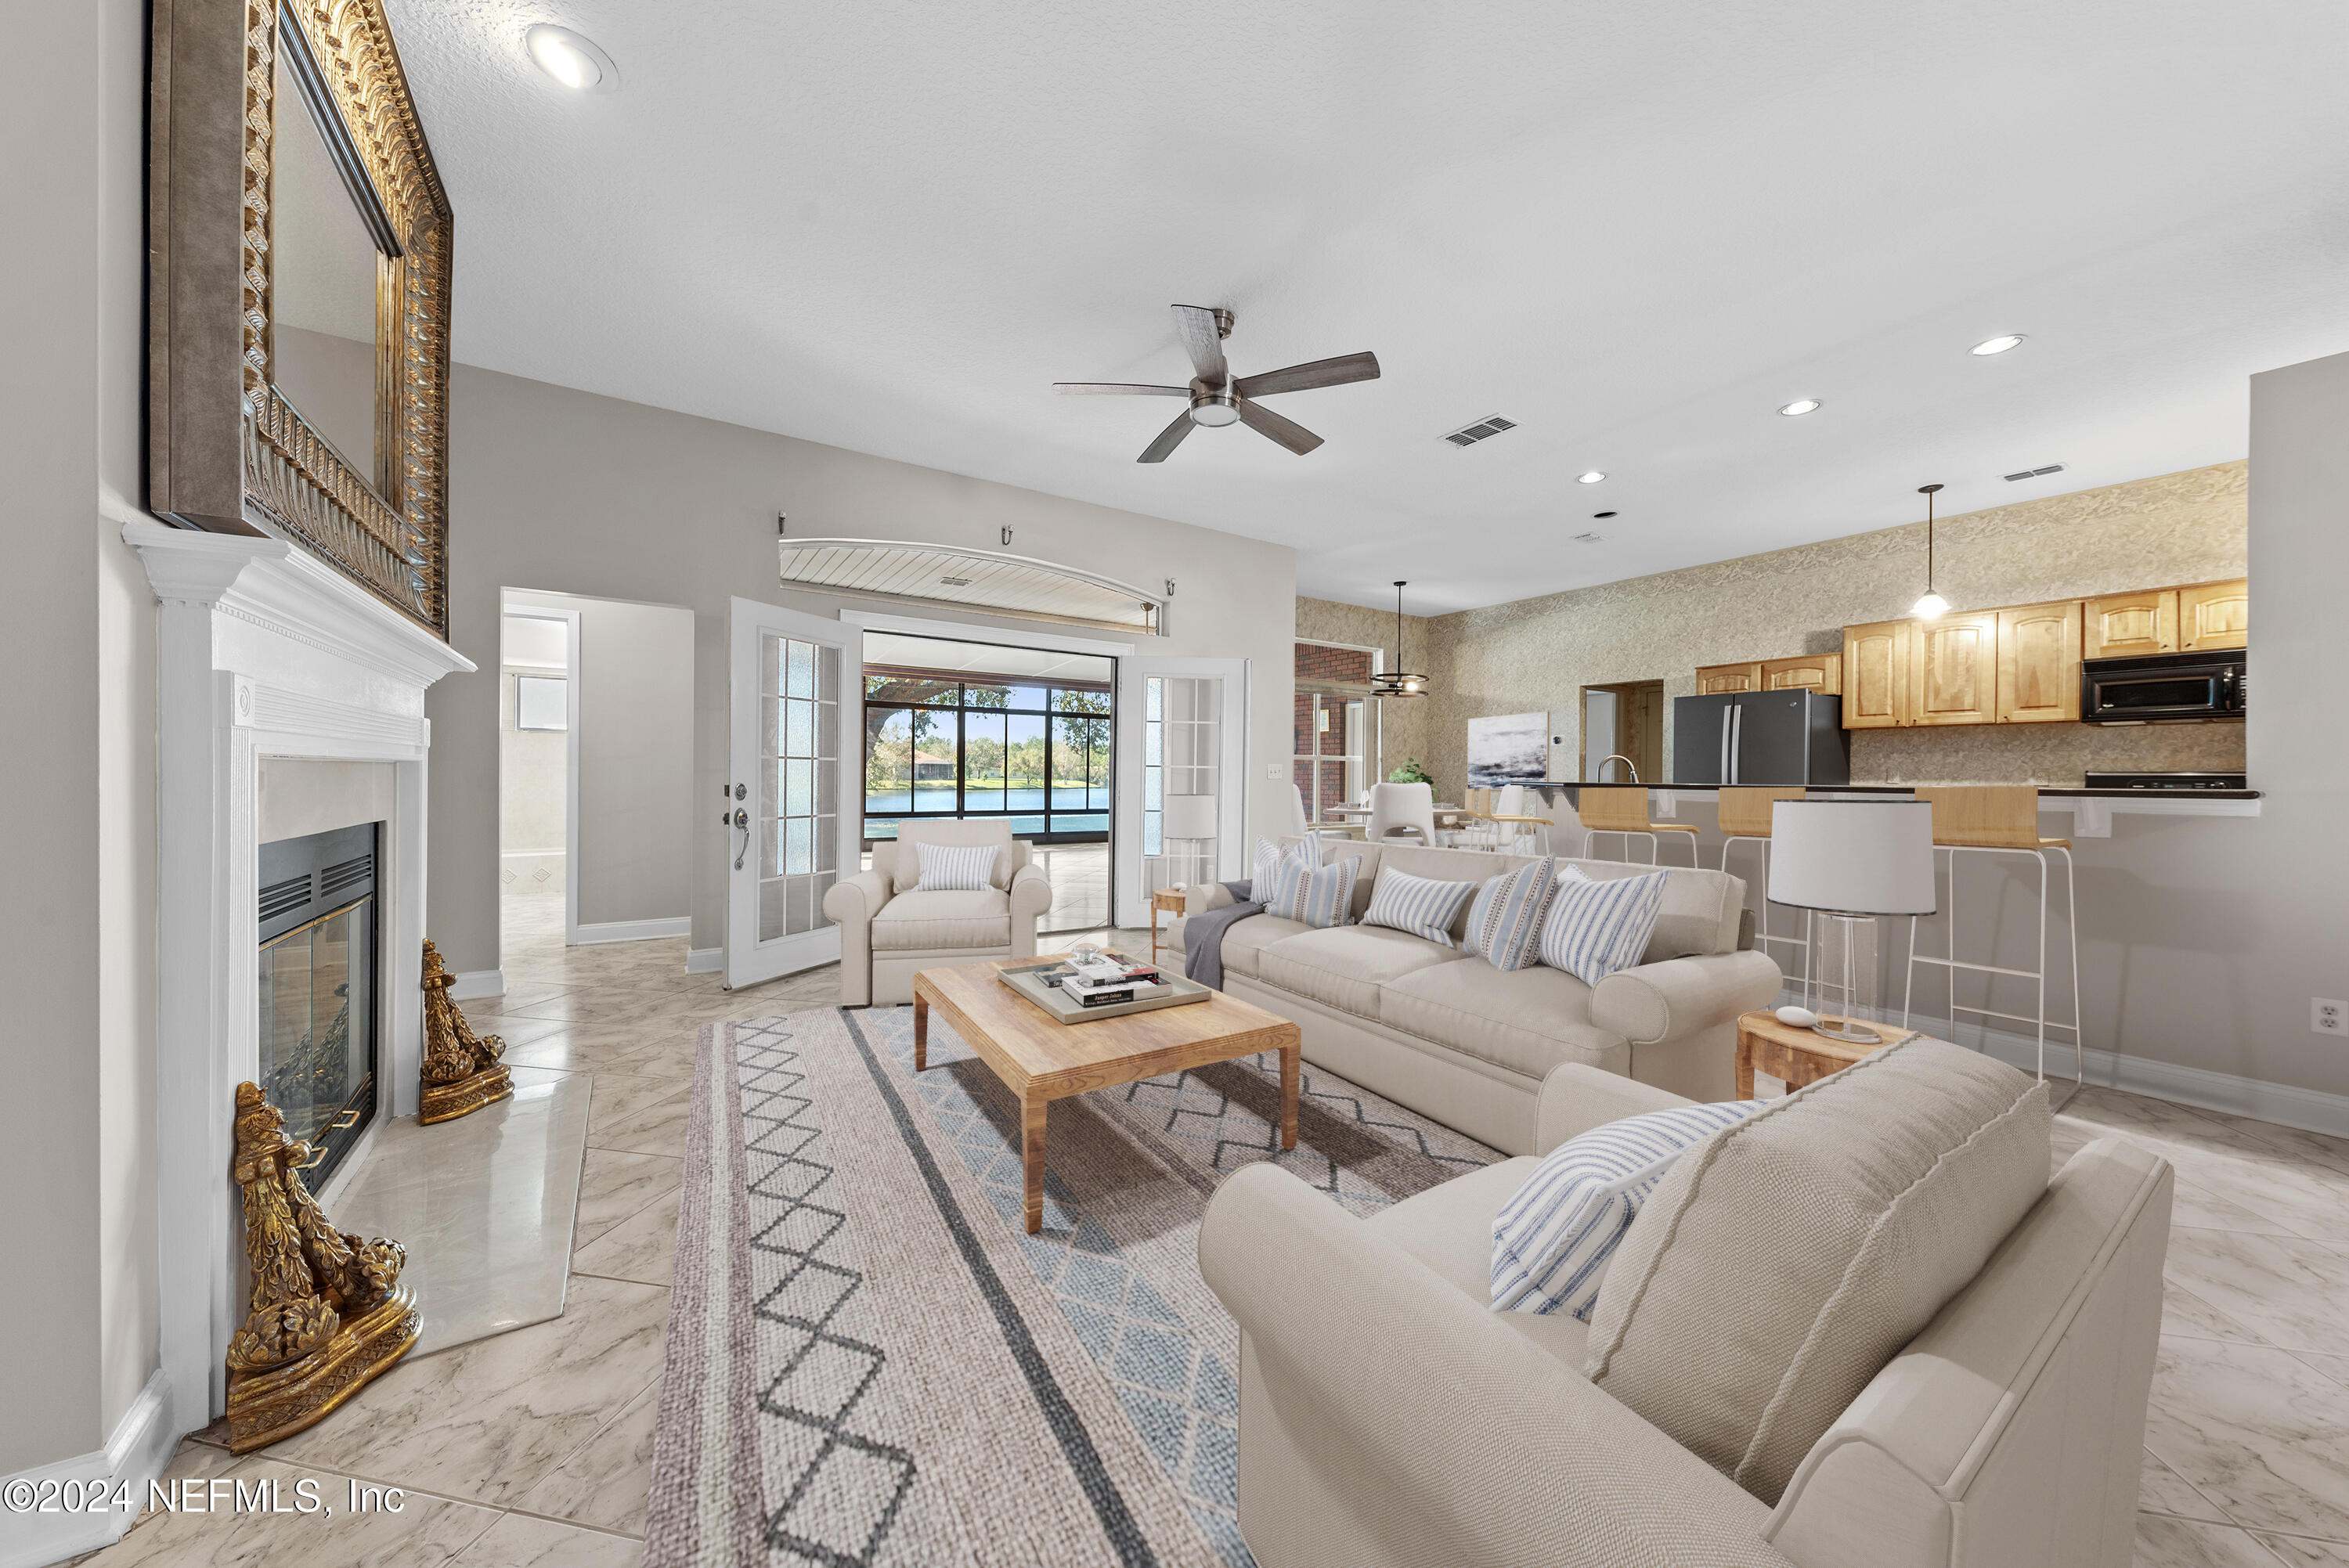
[1768,799,1936,1045]
[1162,794,1218,881]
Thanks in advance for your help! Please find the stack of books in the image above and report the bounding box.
[1046,953,1171,1008]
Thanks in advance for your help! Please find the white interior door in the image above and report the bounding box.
[1115,656,1248,928]
[727,597,860,988]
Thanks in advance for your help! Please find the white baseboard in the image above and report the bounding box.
[1777,988,2349,1139]
[685,946,723,974]
[1,1371,178,1568]
[447,968,505,1002]
[572,917,690,946]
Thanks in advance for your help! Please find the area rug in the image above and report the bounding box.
[643,1004,1499,1567]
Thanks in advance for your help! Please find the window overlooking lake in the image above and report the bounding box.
[863,664,1112,843]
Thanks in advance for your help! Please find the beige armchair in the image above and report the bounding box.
[821,820,1052,1006]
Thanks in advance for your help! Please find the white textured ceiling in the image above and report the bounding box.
[388,1,2349,615]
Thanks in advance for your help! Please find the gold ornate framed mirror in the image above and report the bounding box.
[150,0,453,636]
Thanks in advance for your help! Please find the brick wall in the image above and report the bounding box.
[1295,643,1373,684]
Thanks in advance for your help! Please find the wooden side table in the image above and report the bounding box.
[1149,886,1186,964]
[1735,1010,1922,1098]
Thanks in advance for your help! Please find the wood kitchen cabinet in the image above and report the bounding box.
[2084,589,2176,658]
[2178,577,2249,651]
[1695,662,1763,694]
[1996,600,2083,723]
[1762,652,1842,694]
[1841,620,1911,728]
[1911,611,2000,726]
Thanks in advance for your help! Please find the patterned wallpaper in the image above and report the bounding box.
[1299,462,2248,797]
[1294,597,1437,790]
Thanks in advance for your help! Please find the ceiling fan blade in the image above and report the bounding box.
[1170,305,1229,384]
[1234,351,1381,399]
[1054,382,1189,397]
[1138,409,1196,463]
[1236,397,1323,456]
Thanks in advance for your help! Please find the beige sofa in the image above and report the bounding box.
[820,819,1052,1005]
[1200,1058,2174,1568]
[1165,842,1781,1155]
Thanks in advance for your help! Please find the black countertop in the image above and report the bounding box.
[1526,781,2262,800]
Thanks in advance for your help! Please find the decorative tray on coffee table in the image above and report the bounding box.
[997,952,1213,1025]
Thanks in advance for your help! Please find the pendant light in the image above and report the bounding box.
[1911,483,1949,619]
[1369,580,1427,698]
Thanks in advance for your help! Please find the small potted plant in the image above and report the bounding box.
[1386,759,1434,786]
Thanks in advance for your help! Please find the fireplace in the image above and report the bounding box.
[258,823,381,1190]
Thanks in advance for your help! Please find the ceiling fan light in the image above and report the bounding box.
[1189,399,1240,428]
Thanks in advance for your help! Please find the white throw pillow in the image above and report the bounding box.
[1491,1100,1766,1320]
[1359,868,1478,947]
[1538,865,1669,985]
[913,841,998,892]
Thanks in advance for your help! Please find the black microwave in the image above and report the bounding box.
[2080,650,2246,723]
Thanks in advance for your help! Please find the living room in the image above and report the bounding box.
[8,4,2349,1567]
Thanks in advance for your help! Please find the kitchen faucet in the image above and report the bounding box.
[1598,754,1639,783]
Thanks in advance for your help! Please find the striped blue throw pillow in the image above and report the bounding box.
[1537,865,1669,986]
[1359,868,1478,946]
[1267,852,1357,929]
[1492,1099,1767,1319]
[912,841,998,892]
[1463,858,1557,972]
[1250,835,1302,902]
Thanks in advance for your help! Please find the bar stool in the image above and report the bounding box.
[1577,785,1699,867]
[1902,786,2082,1106]
[1717,786,1810,996]
[1469,783,1553,856]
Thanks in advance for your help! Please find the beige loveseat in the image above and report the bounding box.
[1201,1052,2174,1568]
[1165,842,1781,1155]
[820,819,1052,1006]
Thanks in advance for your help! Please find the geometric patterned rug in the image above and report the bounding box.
[643,1004,1498,1567]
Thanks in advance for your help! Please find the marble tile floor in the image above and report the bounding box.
[322,1070,591,1357]
[71,895,2349,1565]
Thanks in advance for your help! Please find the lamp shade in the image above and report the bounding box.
[1767,800,1936,916]
[1161,794,1218,841]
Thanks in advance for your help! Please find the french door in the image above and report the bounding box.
[726,597,861,989]
[1114,656,1249,928]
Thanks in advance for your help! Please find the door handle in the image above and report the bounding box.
[731,808,750,871]
[1719,708,1731,784]
[1730,705,1743,784]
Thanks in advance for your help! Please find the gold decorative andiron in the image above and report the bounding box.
[419,938,513,1125]
[225,1083,419,1453]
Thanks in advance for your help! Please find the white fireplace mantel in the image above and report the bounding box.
[125,519,474,1437]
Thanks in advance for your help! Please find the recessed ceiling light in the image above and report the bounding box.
[527,24,618,92]
[1777,398,1822,417]
[1970,333,2026,356]
[1576,470,1606,485]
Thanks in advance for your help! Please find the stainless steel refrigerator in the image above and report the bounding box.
[1670,690,1850,785]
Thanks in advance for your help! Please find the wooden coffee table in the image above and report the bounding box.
[912,957,1302,1233]
[1735,1009,1923,1098]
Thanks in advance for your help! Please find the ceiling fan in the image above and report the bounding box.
[1055,305,1380,463]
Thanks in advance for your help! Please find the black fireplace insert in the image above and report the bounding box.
[258,822,379,1190]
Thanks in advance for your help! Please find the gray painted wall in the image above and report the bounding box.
[5,0,154,1474]
[502,590,696,929]
[428,364,1297,975]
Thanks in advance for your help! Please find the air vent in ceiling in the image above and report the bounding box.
[938,576,972,586]
[1571,532,1604,544]
[1443,414,1517,448]
[2003,463,2066,481]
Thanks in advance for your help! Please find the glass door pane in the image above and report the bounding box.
[762,634,839,939]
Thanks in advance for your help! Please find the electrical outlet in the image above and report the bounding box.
[2315,998,2347,1036]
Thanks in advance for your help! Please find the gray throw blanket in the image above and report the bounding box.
[1182,880,1262,990]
